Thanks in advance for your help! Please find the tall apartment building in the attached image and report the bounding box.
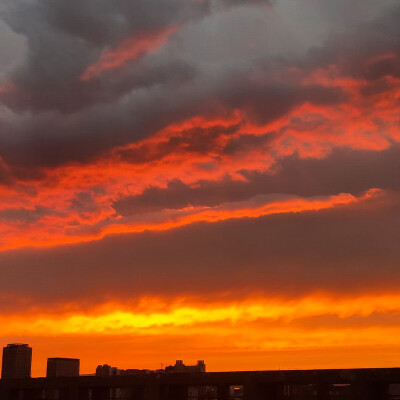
[1,344,32,379]
[46,358,80,377]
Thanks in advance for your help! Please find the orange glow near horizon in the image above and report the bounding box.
[4,292,400,336]
[3,293,400,376]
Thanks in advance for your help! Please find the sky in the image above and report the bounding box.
[0,0,399,377]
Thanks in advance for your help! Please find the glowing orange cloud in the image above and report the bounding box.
[81,26,180,81]
[0,58,399,253]
[3,292,400,336]
[0,189,372,251]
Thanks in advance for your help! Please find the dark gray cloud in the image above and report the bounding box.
[215,76,348,125]
[69,191,99,214]
[0,159,12,185]
[1,57,197,114]
[0,206,59,224]
[0,157,47,187]
[0,75,347,169]
[113,144,400,215]
[0,0,270,113]
[298,4,400,81]
[0,18,26,80]
[0,190,398,313]
[0,0,397,172]
[0,0,201,113]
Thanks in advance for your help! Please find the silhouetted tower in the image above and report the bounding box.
[1,344,32,379]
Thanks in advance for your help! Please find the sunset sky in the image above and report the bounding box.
[0,0,400,377]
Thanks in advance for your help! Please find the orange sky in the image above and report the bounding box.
[5,293,400,376]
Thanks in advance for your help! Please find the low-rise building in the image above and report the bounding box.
[96,364,120,377]
[46,358,80,377]
[165,360,206,373]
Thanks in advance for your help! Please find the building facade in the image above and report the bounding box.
[1,344,32,380]
[46,358,80,378]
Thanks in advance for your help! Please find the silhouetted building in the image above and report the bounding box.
[96,364,120,377]
[1,344,32,379]
[96,364,150,377]
[122,369,151,375]
[165,360,206,373]
[46,358,79,377]
[95,365,152,400]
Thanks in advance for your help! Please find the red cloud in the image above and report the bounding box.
[81,26,180,81]
[0,55,399,252]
